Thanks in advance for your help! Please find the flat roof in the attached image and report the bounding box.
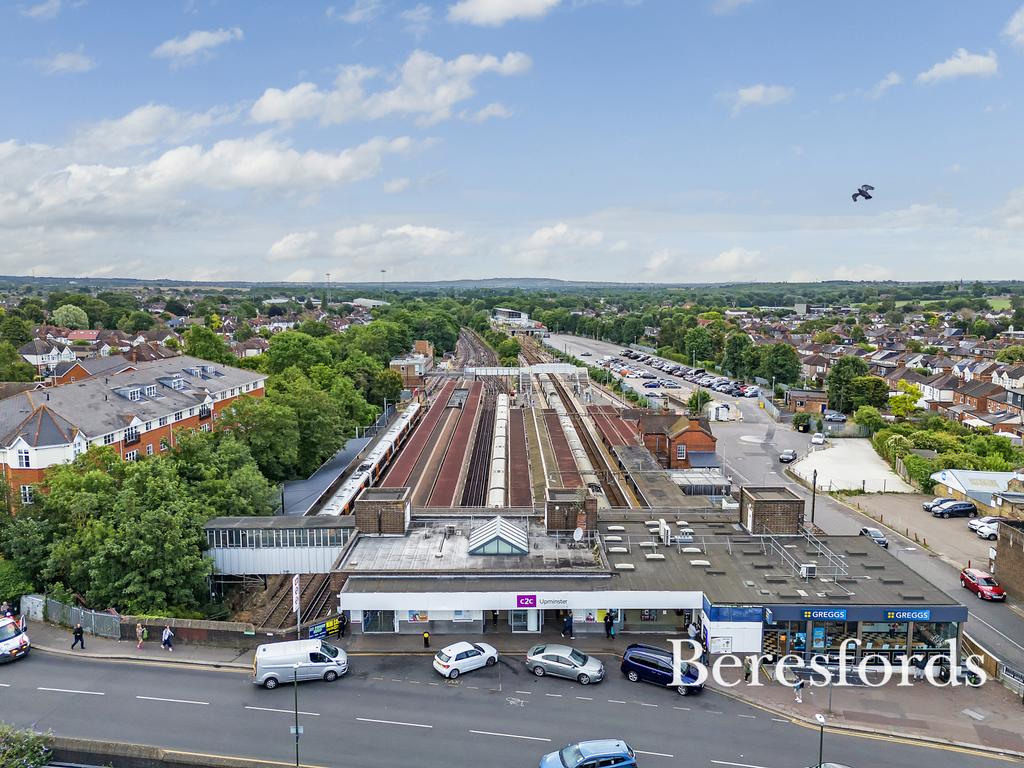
[612,444,704,508]
[743,487,802,502]
[205,516,355,530]
[359,488,409,501]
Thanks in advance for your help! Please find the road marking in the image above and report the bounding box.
[639,702,658,707]
[357,717,432,729]
[673,706,691,711]
[607,699,627,704]
[706,710,724,715]
[710,761,774,768]
[515,690,532,695]
[391,678,403,682]
[634,750,675,758]
[771,718,789,723]
[545,693,562,697]
[371,676,384,680]
[408,680,421,684]
[428,682,440,686]
[467,685,479,689]
[137,695,208,706]
[575,696,593,701]
[0,683,9,688]
[38,687,104,696]
[245,706,320,716]
[737,714,756,719]
[469,729,551,742]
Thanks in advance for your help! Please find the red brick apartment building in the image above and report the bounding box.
[0,356,266,507]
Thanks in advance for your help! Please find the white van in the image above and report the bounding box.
[0,616,30,664]
[252,639,348,689]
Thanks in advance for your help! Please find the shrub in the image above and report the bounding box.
[0,724,51,768]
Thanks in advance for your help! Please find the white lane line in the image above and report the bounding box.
[38,687,104,696]
[515,690,533,695]
[137,695,208,706]
[673,706,691,711]
[737,714,756,719]
[391,678,403,682]
[0,683,9,688]
[467,685,479,689]
[245,706,320,716]
[639,702,658,708]
[357,717,432,729]
[428,682,440,686]
[607,699,627,704]
[371,676,384,680]
[545,693,562,698]
[967,617,1024,654]
[634,749,675,758]
[576,696,593,701]
[710,761,774,768]
[706,710,724,715]
[408,680,421,684]
[469,729,551,742]
[771,717,789,723]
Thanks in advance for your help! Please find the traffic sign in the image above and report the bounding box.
[292,574,300,613]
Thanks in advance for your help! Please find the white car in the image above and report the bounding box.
[810,432,826,445]
[968,515,1004,532]
[975,522,1000,541]
[432,641,498,678]
[0,616,30,664]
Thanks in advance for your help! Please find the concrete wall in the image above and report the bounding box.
[995,523,1024,600]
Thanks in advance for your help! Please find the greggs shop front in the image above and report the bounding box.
[760,604,968,662]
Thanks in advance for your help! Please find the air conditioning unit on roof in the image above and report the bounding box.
[800,563,817,579]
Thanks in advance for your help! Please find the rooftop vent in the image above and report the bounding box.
[645,553,666,561]
[689,559,711,567]
[614,563,636,571]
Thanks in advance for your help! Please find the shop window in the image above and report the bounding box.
[861,621,908,651]
[912,621,958,650]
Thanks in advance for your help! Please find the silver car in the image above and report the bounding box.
[526,644,605,685]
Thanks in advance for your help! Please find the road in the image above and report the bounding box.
[545,334,1024,671]
[1,651,1016,768]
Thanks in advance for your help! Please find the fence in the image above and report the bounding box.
[759,395,781,422]
[20,593,122,638]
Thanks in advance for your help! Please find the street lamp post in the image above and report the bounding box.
[811,468,818,526]
[292,664,302,768]
[814,713,826,767]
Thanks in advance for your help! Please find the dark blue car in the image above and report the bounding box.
[620,643,704,696]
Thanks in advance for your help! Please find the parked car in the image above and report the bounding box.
[824,412,847,423]
[643,381,660,388]
[540,740,637,768]
[525,644,605,685]
[968,515,1006,532]
[960,568,1006,601]
[932,501,977,519]
[432,641,498,678]
[779,449,798,463]
[923,497,954,512]
[663,382,681,389]
[252,639,348,689]
[810,433,826,445]
[579,352,592,357]
[745,388,760,398]
[620,643,704,696]
[859,526,889,548]
[975,522,1000,541]
[0,616,30,664]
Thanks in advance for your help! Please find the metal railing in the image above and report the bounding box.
[21,593,122,638]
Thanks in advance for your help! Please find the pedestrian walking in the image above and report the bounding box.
[743,655,753,683]
[793,678,805,703]
[562,614,575,640]
[135,622,145,649]
[161,625,174,652]
[687,622,697,641]
[338,612,348,638]
[603,611,614,640]
[913,656,926,682]
[491,610,499,628]
[71,623,85,650]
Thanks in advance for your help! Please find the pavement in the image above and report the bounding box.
[21,619,1024,761]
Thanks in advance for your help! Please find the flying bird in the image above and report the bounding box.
[852,184,874,202]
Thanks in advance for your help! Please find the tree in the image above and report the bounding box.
[371,368,404,407]
[218,396,300,482]
[266,368,349,476]
[826,356,869,414]
[854,405,884,434]
[116,311,154,333]
[683,326,713,364]
[996,346,1024,363]
[183,326,234,364]
[264,331,332,374]
[756,343,801,386]
[889,381,923,420]
[0,341,35,381]
[721,333,752,377]
[52,304,90,330]
[164,299,189,316]
[0,316,33,347]
[687,389,711,415]
[847,376,890,410]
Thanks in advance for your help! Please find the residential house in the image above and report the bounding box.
[800,354,829,384]
[232,338,270,359]
[0,355,267,507]
[634,413,718,470]
[50,355,135,386]
[784,389,828,415]
[921,372,959,410]
[18,339,75,373]
[994,365,1024,392]
[125,343,180,363]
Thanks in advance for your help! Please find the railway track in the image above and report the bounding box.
[458,328,499,367]
[257,573,335,630]
[462,392,495,506]
[548,375,630,508]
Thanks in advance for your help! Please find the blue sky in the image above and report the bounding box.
[2,0,1023,284]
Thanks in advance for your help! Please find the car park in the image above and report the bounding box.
[525,644,605,685]
[859,526,889,549]
[539,740,637,768]
[0,616,30,664]
[620,643,704,696]
[923,497,954,511]
[810,433,826,445]
[931,501,977,519]
[778,449,798,463]
[975,522,999,541]
[432,641,498,678]
[968,515,1006,532]
[960,568,1006,601]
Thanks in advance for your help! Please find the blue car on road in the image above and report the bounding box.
[620,642,704,696]
[539,739,636,768]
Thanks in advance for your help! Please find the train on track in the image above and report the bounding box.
[487,394,510,507]
[318,402,422,516]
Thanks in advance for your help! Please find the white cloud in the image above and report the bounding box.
[383,177,412,193]
[330,223,468,275]
[833,264,892,281]
[523,222,603,250]
[710,0,753,15]
[35,50,95,75]
[1003,5,1024,49]
[726,84,793,115]
[73,104,239,152]
[460,102,513,123]
[866,71,902,99]
[327,0,384,24]
[251,50,531,127]
[22,0,61,19]
[701,246,760,274]
[645,249,673,272]
[401,3,433,38]
[448,0,560,26]
[915,48,997,85]
[268,231,320,262]
[286,268,316,283]
[152,27,244,66]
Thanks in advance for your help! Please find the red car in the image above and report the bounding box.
[960,568,1006,601]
